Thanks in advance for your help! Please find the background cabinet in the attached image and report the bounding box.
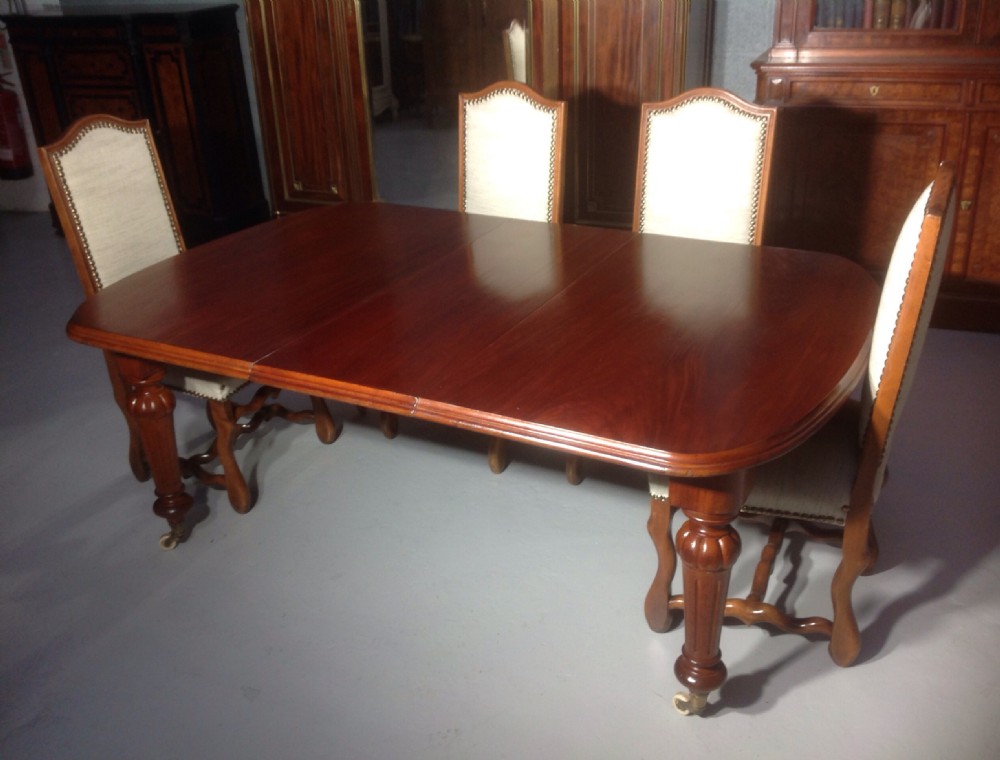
[244,0,375,214]
[531,0,712,228]
[754,0,1000,330]
[1,4,269,247]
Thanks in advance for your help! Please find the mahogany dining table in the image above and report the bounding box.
[66,201,879,713]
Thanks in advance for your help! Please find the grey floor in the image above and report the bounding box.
[2,117,1000,759]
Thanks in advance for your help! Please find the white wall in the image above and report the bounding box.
[711,0,776,101]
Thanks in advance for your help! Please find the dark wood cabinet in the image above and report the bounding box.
[530,0,712,228]
[421,0,525,126]
[244,0,375,214]
[754,0,1000,330]
[1,4,269,246]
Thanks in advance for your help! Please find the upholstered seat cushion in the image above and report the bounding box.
[648,399,862,527]
[741,399,862,526]
[162,366,247,402]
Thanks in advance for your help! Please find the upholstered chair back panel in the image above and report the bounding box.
[52,124,183,290]
[461,88,560,223]
[638,97,770,244]
[862,175,955,496]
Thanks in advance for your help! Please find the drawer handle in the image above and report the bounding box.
[869,85,880,97]
[961,200,973,211]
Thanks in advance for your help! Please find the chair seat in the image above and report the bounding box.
[648,399,861,527]
[743,400,862,526]
[162,366,247,402]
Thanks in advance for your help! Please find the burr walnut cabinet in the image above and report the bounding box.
[1,3,269,246]
[754,0,1000,330]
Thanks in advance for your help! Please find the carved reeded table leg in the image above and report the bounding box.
[114,354,194,550]
[668,472,748,715]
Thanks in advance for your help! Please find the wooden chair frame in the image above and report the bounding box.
[38,114,337,524]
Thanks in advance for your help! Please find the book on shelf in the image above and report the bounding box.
[816,0,958,30]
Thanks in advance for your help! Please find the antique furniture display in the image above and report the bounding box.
[244,0,376,214]
[457,79,567,476]
[40,115,336,543]
[754,0,1000,330]
[1,4,269,246]
[648,161,957,713]
[633,87,778,244]
[65,201,878,711]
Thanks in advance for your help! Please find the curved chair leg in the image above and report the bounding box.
[488,437,510,474]
[644,495,681,633]
[565,455,583,485]
[311,396,339,444]
[829,512,872,666]
[861,520,879,576]
[207,399,252,514]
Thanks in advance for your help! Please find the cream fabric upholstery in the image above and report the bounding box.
[504,21,528,84]
[48,118,243,402]
[460,85,561,223]
[51,123,183,289]
[637,93,771,244]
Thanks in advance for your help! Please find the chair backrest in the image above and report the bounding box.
[860,161,957,499]
[458,80,566,223]
[503,20,528,84]
[633,87,777,245]
[37,114,185,297]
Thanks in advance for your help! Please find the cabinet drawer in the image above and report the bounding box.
[55,46,135,87]
[979,82,1000,106]
[786,79,964,106]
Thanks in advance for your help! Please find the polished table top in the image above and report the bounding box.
[68,201,879,479]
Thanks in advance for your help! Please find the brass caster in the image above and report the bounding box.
[158,526,184,551]
[673,692,708,716]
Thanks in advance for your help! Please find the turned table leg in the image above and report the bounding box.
[114,354,194,550]
[666,472,748,715]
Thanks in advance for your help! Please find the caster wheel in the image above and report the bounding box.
[673,692,708,716]
[158,526,184,551]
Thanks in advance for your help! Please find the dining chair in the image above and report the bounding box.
[647,161,957,714]
[633,86,777,244]
[460,80,566,474]
[502,20,528,84]
[38,114,338,527]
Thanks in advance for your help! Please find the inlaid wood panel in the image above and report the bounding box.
[964,111,1000,284]
[244,0,375,212]
[764,106,964,274]
[755,0,1000,330]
